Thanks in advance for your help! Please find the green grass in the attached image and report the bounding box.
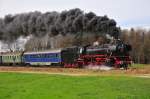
[0,72,150,99]
[131,63,150,68]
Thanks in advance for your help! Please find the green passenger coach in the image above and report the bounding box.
[1,52,23,65]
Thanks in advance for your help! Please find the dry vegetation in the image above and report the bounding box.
[0,64,150,77]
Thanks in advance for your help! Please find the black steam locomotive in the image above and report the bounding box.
[63,39,132,69]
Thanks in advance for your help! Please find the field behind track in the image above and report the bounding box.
[0,64,150,99]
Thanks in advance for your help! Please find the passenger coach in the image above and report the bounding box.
[23,47,79,67]
[1,52,23,65]
[23,49,62,66]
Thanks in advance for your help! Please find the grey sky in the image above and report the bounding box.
[0,0,150,28]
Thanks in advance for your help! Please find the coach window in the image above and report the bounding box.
[25,55,28,58]
[43,54,46,58]
[37,54,39,58]
[55,54,58,58]
[36,55,38,58]
[48,54,51,58]
[40,54,42,58]
[37,54,40,58]
[38,54,41,58]
[30,55,33,58]
[40,54,43,58]
[25,55,27,58]
[43,54,45,58]
[33,55,36,58]
[51,54,55,58]
[34,55,36,58]
[45,54,47,58]
[39,54,41,58]
[54,54,56,58]
[48,54,50,58]
[34,55,37,58]
[49,54,51,58]
[32,55,34,58]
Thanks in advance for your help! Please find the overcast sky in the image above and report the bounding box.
[0,0,150,29]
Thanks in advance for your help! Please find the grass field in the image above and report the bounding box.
[0,72,150,99]
[131,64,150,68]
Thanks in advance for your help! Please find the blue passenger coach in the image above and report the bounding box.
[23,49,62,65]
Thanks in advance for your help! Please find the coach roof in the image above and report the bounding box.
[0,52,23,56]
[24,49,62,55]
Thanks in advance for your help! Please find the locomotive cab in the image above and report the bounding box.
[61,46,79,67]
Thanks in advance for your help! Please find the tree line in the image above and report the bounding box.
[121,28,150,64]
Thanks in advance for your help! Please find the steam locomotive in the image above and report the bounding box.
[0,39,132,69]
[62,39,132,69]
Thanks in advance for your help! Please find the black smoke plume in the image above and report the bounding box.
[0,8,120,42]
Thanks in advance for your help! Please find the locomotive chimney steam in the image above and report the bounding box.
[0,8,120,43]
